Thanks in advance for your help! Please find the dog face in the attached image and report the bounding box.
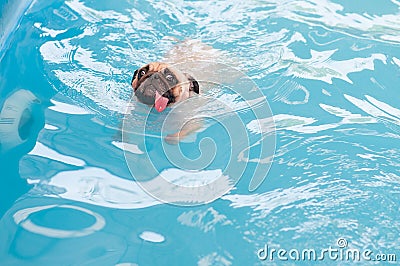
[131,62,199,112]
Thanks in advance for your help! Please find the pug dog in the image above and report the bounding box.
[129,39,240,144]
[130,62,201,144]
[131,62,199,113]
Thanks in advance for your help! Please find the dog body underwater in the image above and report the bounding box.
[129,39,238,143]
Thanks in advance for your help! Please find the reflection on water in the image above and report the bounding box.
[0,0,400,264]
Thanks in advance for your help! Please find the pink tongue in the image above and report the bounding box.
[154,91,169,112]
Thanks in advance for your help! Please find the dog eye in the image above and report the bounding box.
[165,74,174,81]
[140,70,146,76]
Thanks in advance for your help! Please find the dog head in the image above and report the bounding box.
[131,62,199,112]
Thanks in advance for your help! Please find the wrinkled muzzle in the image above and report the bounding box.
[134,73,169,105]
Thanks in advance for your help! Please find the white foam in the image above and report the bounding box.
[267,0,400,43]
[33,22,67,38]
[268,48,386,84]
[28,142,86,166]
[139,231,165,243]
[65,0,130,23]
[45,167,161,209]
[44,124,59,131]
[52,70,129,114]
[344,94,400,123]
[49,99,92,115]
[247,114,337,135]
[161,168,223,187]
[393,57,400,67]
[112,141,144,155]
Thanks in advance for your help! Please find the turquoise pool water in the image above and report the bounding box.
[1,0,400,265]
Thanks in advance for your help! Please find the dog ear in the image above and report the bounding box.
[131,69,138,90]
[185,73,199,94]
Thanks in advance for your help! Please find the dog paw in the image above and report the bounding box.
[165,133,180,145]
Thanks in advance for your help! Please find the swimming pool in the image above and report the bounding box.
[1,0,400,264]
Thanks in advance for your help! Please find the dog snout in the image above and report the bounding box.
[135,85,155,104]
[147,73,169,93]
[134,72,171,105]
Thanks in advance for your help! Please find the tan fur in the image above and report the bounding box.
[131,76,138,89]
[132,63,170,90]
[148,62,168,72]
